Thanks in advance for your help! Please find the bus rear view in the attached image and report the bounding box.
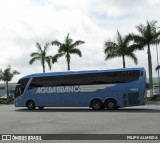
[14,68,146,110]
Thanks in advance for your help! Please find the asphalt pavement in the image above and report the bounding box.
[0,103,160,143]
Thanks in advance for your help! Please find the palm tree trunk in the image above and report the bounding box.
[66,54,70,71]
[67,60,70,71]
[68,64,70,71]
[147,44,153,91]
[43,65,45,73]
[42,62,45,73]
[6,82,9,101]
[122,55,126,68]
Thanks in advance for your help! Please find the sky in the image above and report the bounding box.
[0,0,160,82]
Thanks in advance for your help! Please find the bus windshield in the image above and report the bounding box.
[15,78,30,98]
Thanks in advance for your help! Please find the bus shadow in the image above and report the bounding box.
[15,108,160,113]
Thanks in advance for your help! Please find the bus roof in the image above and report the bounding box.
[22,67,145,79]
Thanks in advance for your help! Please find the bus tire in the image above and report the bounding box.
[38,107,44,110]
[91,99,102,110]
[105,99,117,110]
[27,100,35,110]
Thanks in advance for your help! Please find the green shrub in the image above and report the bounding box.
[156,96,160,101]
[0,97,14,104]
[0,99,8,104]
[147,96,160,101]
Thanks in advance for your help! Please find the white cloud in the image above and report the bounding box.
[0,0,160,82]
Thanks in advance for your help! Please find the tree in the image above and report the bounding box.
[155,65,160,71]
[0,65,20,100]
[104,30,138,68]
[132,20,160,89]
[51,33,85,71]
[29,42,52,73]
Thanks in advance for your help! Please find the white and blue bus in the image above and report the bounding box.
[14,68,146,110]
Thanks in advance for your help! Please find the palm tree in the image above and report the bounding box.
[29,42,52,73]
[132,20,160,89]
[51,33,85,71]
[156,65,160,71]
[0,65,20,100]
[104,30,138,68]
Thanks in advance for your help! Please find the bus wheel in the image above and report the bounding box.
[91,99,102,110]
[105,99,117,110]
[38,107,44,110]
[27,101,35,110]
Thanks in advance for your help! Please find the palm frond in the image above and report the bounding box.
[131,34,146,45]
[136,24,146,36]
[70,48,82,57]
[65,33,73,46]
[45,56,52,70]
[124,34,133,44]
[44,42,50,51]
[153,30,160,39]
[52,53,65,64]
[128,43,143,51]
[0,65,20,82]
[71,40,85,49]
[147,20,157,32]
[29,57,41,65]
[116,30,123,45]
[30,52,40,57]
[150,38,160,45]
[150,31,160,45]
[51,40,62,47]
[58,44,67,53]
[156,65,160,71]
[36,42,42,52]
[12,70,20,75]
[105,53,119,61]
[126,53,138,65]
[104,41,117,53]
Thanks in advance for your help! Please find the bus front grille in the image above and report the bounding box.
[128,93,139,105]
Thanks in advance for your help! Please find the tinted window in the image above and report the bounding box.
[28,70,140,89]
[17,78,30,85]
[15,78,30,97]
